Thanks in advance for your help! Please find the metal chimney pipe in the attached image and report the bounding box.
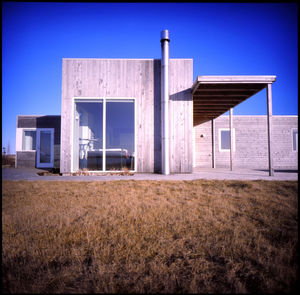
[161,30,170,175]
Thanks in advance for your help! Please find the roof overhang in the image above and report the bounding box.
[192,75,276,126]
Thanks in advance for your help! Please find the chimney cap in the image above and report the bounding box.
[160,30,170,42]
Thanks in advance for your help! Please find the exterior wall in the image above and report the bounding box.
[169,59,193,173]
[15,115,61,168]
[272,116,298,169]
[60,58,193,174]
[16,151,36,168]
[194,115,298,170]
[194,120,213,168]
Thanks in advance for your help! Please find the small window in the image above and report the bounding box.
[292,129,298,151]
[219,128,235,152]
[23,130,36,151]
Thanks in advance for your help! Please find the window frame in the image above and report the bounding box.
[36,128,55,168]
[71,97,136,173]
[218,128,236,152]
[22,128,37,151]
[292,128,298,152]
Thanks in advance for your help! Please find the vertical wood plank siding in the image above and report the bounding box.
[60,58,193,173]
[169,59,193,173]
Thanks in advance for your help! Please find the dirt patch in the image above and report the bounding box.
[37,168,61,176]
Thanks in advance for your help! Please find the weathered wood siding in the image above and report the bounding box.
[169,59,193,173]
[60,58,193,173]
[194,115,298,170]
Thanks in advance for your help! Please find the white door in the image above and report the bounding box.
[36,129,54,168]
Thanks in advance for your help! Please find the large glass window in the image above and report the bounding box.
[106,100,135,170]
[22,130,36,151]
[73,98,135,172]
[73,101,103,171]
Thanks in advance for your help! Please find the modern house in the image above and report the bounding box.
[15,30,298,175]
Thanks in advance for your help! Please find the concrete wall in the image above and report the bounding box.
[16,115,61,168]
[60,58,193,174]
[194,115,298,170]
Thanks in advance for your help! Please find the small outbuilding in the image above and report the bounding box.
[15,115,61,168]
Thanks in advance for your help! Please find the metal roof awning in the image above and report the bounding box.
[192,75,276,126]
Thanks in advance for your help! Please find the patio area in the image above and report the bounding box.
[2,166,298,181]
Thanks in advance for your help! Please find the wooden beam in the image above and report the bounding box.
[194,118,215,123]
[194,115,222,119]
[195,83,267,90]
[194,111,228,115]
[194,106,234,110]
[194,111,224,114]
[193,101,240,106]
[267,83,274,176]
[193,95,248,99]
[194,107,229,112]
[195,116,222,119]
[229,108,233,171]
[212,119,215,168]
[193,114,216,117]
[193,91,256,96]
[194,87,264,92]
[193,98,245,102]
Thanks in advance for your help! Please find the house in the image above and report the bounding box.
[15,30,298,174]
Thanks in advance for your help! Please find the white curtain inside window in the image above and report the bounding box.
[23,131,36,150]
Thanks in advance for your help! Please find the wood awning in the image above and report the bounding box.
[192,76,276,126]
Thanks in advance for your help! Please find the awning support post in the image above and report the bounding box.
[211,119,215,168]
[267,83,274,176]
[229,108,233,171]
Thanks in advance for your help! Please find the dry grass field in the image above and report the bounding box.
[2,154,15,167]
[2,179,298,293]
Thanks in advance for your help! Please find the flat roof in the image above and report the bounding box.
[62,58,193,61]
[192,75,276,126]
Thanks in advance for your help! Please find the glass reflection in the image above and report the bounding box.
[40,131,51,163]
[106,100,134,170]
[73,99,135,172]
[75,102,103,171]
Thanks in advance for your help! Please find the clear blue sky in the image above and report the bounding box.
[2,2,298,154]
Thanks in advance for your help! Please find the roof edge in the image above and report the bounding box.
[194,75,276,84]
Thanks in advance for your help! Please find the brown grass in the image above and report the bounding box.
[2,180,298,293]
[2,154,15,167]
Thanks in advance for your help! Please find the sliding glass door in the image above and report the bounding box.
[106,100,135,170]
[73,100,103,171]
[73,98,135,172]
